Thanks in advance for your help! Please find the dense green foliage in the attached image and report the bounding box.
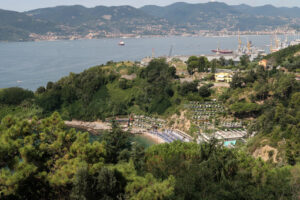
[186,55,241,75]
[103,122,133,163]
[36,66,119,119]
[30,59,191,120]
[0,59,209,122]
[221,64,300,163]
[0,113,176,199]
[1,44,300,199]
[138,59,177,114]
[178,81,198,95]
[230,102,261,117]
[144,141,298,200]
[0,102,42,121]
[0,113,298,199]
[198,84,213,98]
[265,44,300,72]
[187,56,209,74]
[0,88,40,121]
[0,87,34,105]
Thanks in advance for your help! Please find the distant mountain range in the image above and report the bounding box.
[1,2,300,41]
[0,9,60,41]
[140,2,300,30]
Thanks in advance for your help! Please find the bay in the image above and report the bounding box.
[0,35,292,90]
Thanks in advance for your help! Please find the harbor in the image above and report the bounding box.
[2,34,300,90]
[141,34,300,65]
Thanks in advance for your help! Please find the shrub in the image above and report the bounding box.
[199,85,211,97]
[119,79,128,89]
[0,87,34,105]
[36,86,46,94]
[230,102,261,117]
[179,81,198,96]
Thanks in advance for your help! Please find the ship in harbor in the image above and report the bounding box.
[211,48,234,54]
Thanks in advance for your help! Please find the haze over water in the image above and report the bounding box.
[0,35,292,90]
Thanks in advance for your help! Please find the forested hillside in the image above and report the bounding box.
[233,4,300,18]
[221,67,300,163]
[1,2,300,41]
[26,5,167,35]
[0,9,60,41]
[0,113,298,199]
[33,59,180,120]
[265,43,300,71]
[140,2,291,31]
[0,45,300,199]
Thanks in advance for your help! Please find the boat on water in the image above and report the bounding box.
[118,41,125,46]
[211,48,233,54]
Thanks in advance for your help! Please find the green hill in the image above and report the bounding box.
[140,2,296,31]
[26,5,163,26]
[1,2,300,41]
[0,5,168,41]
[0,9,61,41]
[233,4,300,18]
[265,44,300,72]
[0,45,300,199]
[26,5,167,34]
[141,2,240,24]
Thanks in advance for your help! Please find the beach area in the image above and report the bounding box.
[64,120,165,144]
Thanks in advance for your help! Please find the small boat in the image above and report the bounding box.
[118,41,125,46]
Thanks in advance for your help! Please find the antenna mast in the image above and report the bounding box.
[168,45,173,57]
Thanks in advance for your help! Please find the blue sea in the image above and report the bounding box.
[0,35,290,91]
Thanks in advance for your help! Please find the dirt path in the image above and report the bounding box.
[253,145,278,162]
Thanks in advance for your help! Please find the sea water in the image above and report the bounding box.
[0,35,290,90]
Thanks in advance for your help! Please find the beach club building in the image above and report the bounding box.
[214,72,233,83]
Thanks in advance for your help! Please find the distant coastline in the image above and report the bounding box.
[2,2,300,42]
[1,31,299,43]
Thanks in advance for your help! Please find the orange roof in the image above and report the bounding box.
[259,59,267,63]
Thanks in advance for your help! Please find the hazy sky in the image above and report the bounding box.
[1,0,300,12]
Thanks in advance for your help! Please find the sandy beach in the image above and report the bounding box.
[130,127,165,144]
[141,131,165,144]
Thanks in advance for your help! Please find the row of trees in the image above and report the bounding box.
[186,55,251,75]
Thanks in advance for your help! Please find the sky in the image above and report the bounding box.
[1,0,300,12]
